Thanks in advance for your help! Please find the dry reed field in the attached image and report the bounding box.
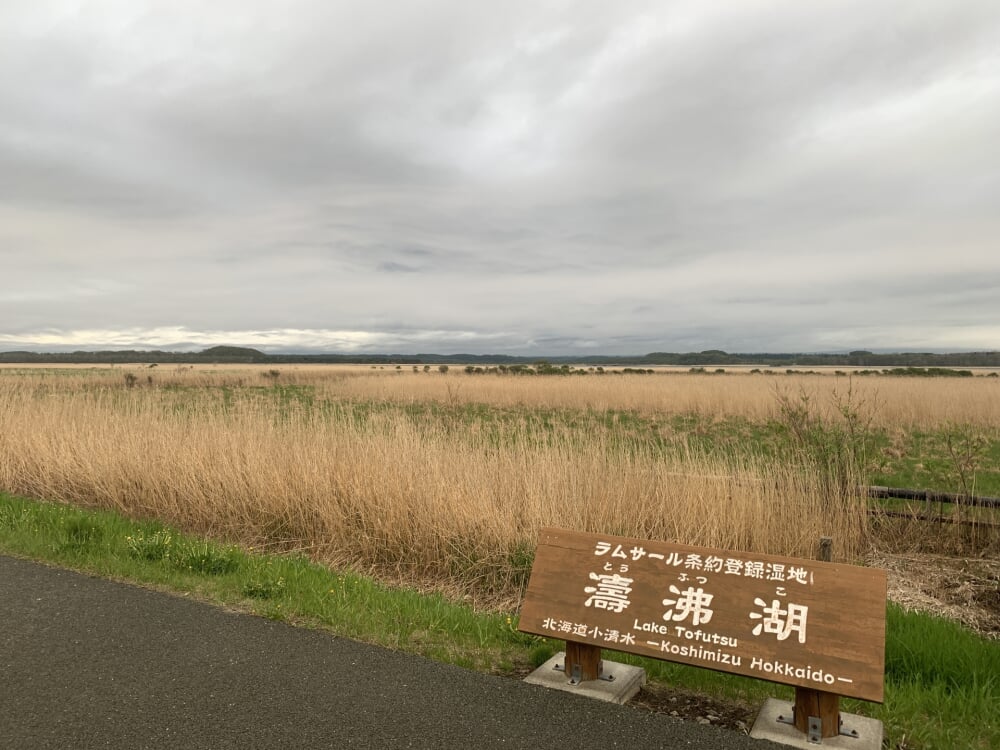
[4,363,997,427]
[316,368,1000,428]
[0,364,995,605]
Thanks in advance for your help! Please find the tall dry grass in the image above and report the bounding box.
[3,364,998,428]
[317,370,1000,429]
[0,376,868,605]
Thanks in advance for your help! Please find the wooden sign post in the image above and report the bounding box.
[519,527,887,740]
[790,536,841,740]
[564,640,603,684]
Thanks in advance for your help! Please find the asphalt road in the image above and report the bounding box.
[0,555,783,749]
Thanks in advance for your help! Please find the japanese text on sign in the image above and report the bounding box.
[519,528,887,703]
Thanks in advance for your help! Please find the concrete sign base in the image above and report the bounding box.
[751,698,883,749]
[524,652,645,705]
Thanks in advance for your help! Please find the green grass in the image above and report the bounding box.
[328,397,1000,497]
[1,494,997,748]
[0,493,536,671]
[873,429,1000,497]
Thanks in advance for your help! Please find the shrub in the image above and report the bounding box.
[174,541,241,575]
[125,530,174,561]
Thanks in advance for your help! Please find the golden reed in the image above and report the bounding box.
[9,366,982,602]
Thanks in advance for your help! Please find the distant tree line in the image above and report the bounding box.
[2,346,999,368]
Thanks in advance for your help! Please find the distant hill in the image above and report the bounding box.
[1,348,999,367]
[198,346,268,361]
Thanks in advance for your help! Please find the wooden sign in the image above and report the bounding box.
[518,527,887,703]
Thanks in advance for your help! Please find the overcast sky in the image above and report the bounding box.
[2,1,999,355]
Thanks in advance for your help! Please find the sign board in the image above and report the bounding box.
[518,527,887,703]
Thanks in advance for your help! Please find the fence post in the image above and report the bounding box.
[792,536,840,740]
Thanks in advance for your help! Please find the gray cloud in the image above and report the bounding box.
[1,1,999,355]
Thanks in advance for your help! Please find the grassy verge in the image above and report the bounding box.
[0,492,530,672]
[1,493,996,749]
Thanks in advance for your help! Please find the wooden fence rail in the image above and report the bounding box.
[866,485,1000,509]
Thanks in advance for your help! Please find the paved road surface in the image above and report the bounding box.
[0,555,782,749]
